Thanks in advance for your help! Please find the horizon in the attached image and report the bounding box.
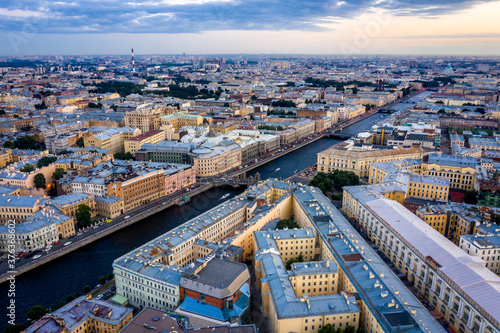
[1,0,500,56]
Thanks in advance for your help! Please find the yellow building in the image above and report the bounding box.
[421,153,476,190]
[0,195,46,224]
[210,122,238,134]
[0,149,13,168]
[84,127,141,154]
[95,196,124,218]
[160,112,203,131]
[317,142,425,177]
[49,193,96,219]
[124,130,166,154]
[23,297,133,333]
[193,142,242,177]
[124,108,163,133]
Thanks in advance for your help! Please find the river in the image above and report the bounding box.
[0,111,386,330]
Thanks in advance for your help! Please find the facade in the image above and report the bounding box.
[317,143,425,177]
[421,154,477,190]
[95,196,124,218]
[124,108,163,133]
[193,141,241,177]
[49,193,96,219]
[124,130,166,154]
[0,149,13,168]
[0,195,46,224]
[0,218,57,252]
[161,112,203,131]
[460,232,500,274]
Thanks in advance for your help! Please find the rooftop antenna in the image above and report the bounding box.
[131,48,135,72]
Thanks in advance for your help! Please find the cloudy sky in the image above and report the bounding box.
[0,0,499,55]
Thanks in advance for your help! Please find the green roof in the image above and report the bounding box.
[111,294,128,305]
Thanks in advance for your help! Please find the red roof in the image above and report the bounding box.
[128,130,163,141]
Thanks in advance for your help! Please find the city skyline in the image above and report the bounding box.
[0,0,500,55]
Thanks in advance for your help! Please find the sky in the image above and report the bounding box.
[0,0,499,55]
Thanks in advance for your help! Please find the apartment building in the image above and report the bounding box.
[421,154,477,190]
[124,107,163,133]
[124,130,166,154]
[0,195,46,224]
[317,143,425,177]
[22,297,133,333]
[84,127,141,154]
[161,112,203,131]
[343,192,500,333]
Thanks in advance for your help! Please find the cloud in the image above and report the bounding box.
[0,0,496,34]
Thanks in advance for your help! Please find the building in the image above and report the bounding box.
[124,107,163,133]
[95,196,124,218]
[317,143,425,177]
[0,149,13,168]
[460,232,500,274]
[118,307,186,333]
[49,193,96,219]
[22,296,133,333]
[210,122,238,134]
[421,154,477,190]
[84,127,141,154]
[343,192,500,333]
[64,160,195,211]
[124,130,166,154]
[114,180,445,333]
[0,217,57,252]
[0,195,46,224]
[178,257,251,323]
[193,141,241,177]
[161,112,203,131]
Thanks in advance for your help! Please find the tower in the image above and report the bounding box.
[131,48,135,72]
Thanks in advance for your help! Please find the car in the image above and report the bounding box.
[93,225,99,229]
[95,294,103,300]
[106,219,112,223]
[54,241,61,245]
[124,216,130,220]
[63,241,72,246]
[32,254,42,260]
[157,202,160,204]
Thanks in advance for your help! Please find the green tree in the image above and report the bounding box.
[52,168,67,181]
[464,190,478,205]
[285,254,305,270]
[20,164,35,173]
[344,326,356,333]
[114,152,135,160]
[0,109,6,115]
[318,324,336,333]
[76,204,92,229]
[14,135,40,149]
[66,294,75,303]
[98,276,106,285]
[3,140,15,149]
[50,303,60,311]
[3,324,26,333]
[34,173,46,189]
[83,285,92,293]
[37,156,57,168]
[57,149,73,155]
[88,102,103,109]
[76,137,84,148]
[276,219,298,230]
[106,273,114,281]
[27,305,47,321]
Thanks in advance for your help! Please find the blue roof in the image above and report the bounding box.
[0,195,45,207]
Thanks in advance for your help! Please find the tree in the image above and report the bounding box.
[3,324,26,333]
[27,305,47,321]
[276,219,298,230]
[356,327,366,333]
[3,140,15,149]
[52,168,67,181]
[285,254,305,270]
[0,109,6,115]
[318,324,336,333]
[66,294,75,303]
[20,164,34,173]
[344,326,356,333]
[37,156,57,168]
[98,276,106,285]
[34,173,46,189]
[83,285,92,293]
[464,190,478,205]
[114,152,135,160]
[76,137,84,148]
[14,135,40,149]
[106,273,114,281]
[57,149,73,155]
[88,102,103,109]
[76,204,92,229]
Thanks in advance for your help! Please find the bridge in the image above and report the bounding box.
[212,172,262,188]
